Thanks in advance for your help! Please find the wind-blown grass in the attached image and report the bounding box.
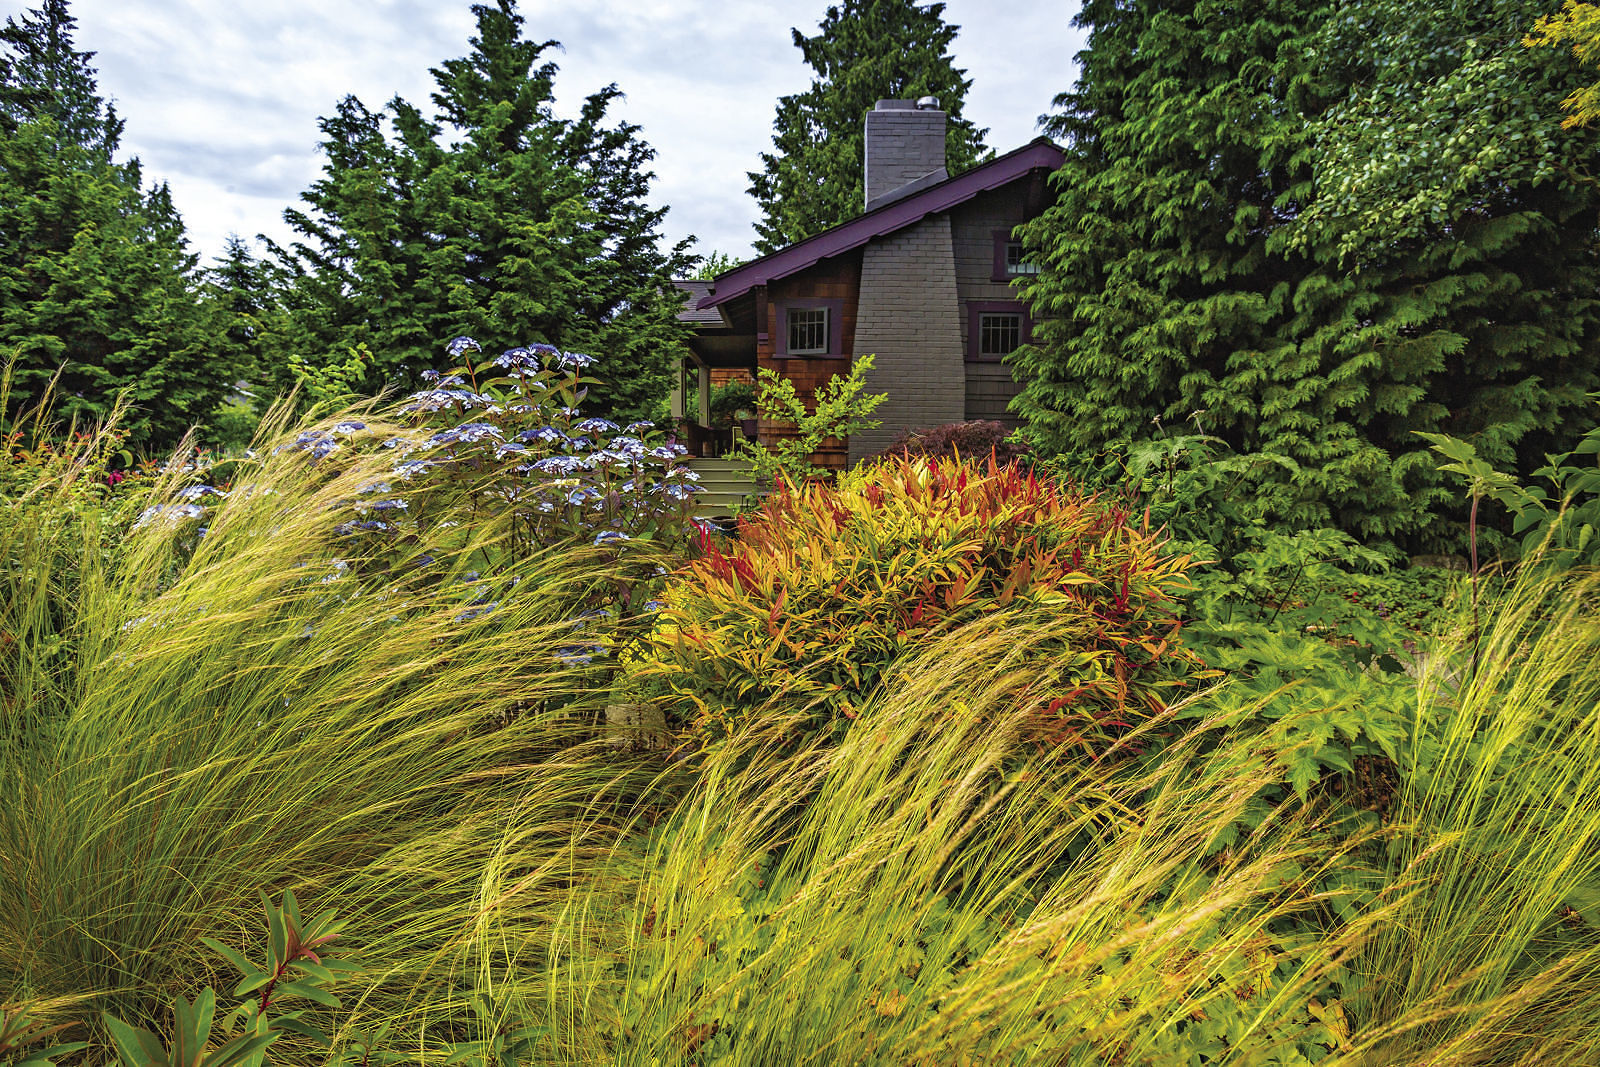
[1333,566,1600,1065]
[7,406,1600,1065]
[0,409,676,1051]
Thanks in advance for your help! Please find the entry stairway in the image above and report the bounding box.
[686,457,761,521]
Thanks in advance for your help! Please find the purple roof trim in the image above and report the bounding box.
[699,138,1064,311]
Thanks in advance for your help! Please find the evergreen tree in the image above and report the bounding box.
[0,0,231,448]
[748,0,988,254]
[1013,0,1600,549]
[0,0,117,153]
[273,0,692,422]
[202,236,286,399]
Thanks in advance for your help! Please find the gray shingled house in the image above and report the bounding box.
[672,99,1063,475]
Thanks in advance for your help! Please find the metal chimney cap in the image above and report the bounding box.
[915,96,940,110]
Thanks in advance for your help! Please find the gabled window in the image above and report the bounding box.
[967,301,1032,362]
[992,230,1039,281]
[774,297,845,357]
[787,307,829,355]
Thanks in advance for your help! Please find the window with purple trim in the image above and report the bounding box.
[991,230,1039,281]
[774,298,845,357]
[966,301,1031,362]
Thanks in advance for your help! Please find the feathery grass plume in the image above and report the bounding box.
[0,403,679,1055]
[1333,564,1600,1064]
[548,614,1376,1065]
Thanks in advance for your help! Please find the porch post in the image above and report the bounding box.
[697,361,712,428]
[669,355,687,420]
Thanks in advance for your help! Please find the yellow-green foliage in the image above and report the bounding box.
[1527,1,1600,127]
[637,456,1210,749]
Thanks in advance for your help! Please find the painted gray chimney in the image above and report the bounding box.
[864,98,948,211]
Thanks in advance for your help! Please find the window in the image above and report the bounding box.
[1004,241,1039,276]
[774,297,845,357]
[787,307,829,355]
[967,300,1031,362]
[991,230,1038,280]
[980,312,1023,356]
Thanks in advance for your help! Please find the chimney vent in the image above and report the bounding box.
[864,99,948,210]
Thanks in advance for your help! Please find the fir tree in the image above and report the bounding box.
[748,0,988,254]
[0,0,231,448]
[0,0,117,153]
[273,0,692,422]
[1013,0,1600,549]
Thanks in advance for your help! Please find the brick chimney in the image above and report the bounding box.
[863,98,948,211]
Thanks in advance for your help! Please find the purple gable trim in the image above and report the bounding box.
[699,139,1063,311]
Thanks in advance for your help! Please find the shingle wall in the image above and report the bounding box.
[951,185,1031,426]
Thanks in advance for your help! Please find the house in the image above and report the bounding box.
[672,98,1064,474]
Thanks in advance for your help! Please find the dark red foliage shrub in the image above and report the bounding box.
[875,420,1032,467]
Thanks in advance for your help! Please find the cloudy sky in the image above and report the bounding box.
[61,1,1086,267]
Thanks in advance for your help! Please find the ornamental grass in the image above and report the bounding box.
[5,402,1600,1065]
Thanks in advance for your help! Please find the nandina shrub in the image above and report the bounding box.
[635,456,1210,750]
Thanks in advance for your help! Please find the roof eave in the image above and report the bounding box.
[699,138,1063,311]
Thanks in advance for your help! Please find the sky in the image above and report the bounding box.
[59,1,1086,268]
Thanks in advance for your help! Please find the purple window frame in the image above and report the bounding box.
[967,300,1032,362]
[991,229,1037,282]
[774,297,846,358]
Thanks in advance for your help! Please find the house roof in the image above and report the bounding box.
[698,137,1063,311]
[671,279,725,326]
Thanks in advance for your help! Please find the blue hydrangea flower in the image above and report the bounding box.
[332,420,366,434]
[606,436,647,458]
[392,460,431,480]
[530,455,585,476]
[624,421,653,434]
[574,417,620,434]
[558,350,596,371]
[517,425,568,444]
[493,346,535,369]
[177,485,224,501]
[430,422,503,445]
[593,530,631,546]
[447,336,481,358]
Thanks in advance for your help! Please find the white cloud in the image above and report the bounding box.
[64,0,1085,266]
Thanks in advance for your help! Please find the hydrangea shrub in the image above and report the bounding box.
[145,337,706,667]
[636,455,1211,751]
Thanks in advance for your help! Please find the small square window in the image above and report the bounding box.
[787,307,829,355]
[1004,242,1039,276]
[979,313,1023,357]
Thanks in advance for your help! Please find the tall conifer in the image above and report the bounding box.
[747,0,988,254]
[0,0,227,448]
[273,0,691,422]
[1013,0,1600,548]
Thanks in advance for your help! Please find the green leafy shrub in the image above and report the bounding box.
[727,355,885,486]
[635,455,1210,750]
[708,380,756,429]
